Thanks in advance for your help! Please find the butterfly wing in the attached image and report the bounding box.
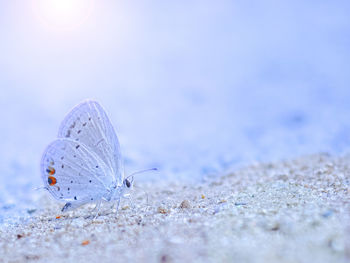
[41,139,113,207]
[57,100,124,186]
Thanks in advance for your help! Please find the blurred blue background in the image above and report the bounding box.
[0,0,350,219]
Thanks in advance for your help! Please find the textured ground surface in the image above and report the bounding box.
[1,153,349,263]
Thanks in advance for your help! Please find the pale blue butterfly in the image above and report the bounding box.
[41,100,155,215]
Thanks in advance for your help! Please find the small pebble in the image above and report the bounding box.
[321,210,333,218]
[179,200,191,209]
[158,207,167,214]
[27,209,36,214]
[234,202,247,206]
[81,240,90,246]
[160,254,170,263]
[270,223,280,231]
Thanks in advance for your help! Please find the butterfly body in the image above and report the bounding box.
[40,100,132,213]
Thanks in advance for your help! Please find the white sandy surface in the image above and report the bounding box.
[1,153,349,263]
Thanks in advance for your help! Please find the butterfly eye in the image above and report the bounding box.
[125,179,131,188]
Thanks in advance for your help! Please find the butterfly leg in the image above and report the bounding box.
[92,202,101,212]
[128,196,135,210]
[144,192,150,212]
[115,197,121,216]
[34,186,48,191]
[62,201,86,212]
[93,201,102,220]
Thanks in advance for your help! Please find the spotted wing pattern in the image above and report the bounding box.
[57,100,124,186]
[40,139,113,206]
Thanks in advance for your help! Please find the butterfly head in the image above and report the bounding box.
[124,176,134,189]
[121,175,134,197]
[120,168,157,198]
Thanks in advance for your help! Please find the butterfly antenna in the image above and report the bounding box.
[34,186,48,191]
[126,168,158,180]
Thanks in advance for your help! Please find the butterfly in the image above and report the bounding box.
[40,100,155,215]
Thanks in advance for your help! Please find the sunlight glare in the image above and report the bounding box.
[34,0,94,30]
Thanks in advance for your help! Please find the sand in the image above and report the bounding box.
[0,153,349,263]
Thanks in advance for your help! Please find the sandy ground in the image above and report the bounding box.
[0,153,349,263]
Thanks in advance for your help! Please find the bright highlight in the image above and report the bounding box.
[34,0,94,30]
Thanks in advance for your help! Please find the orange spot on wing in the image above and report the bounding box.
[48,176,57,186]
[56,216,61,219]
[46,166,56,175]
